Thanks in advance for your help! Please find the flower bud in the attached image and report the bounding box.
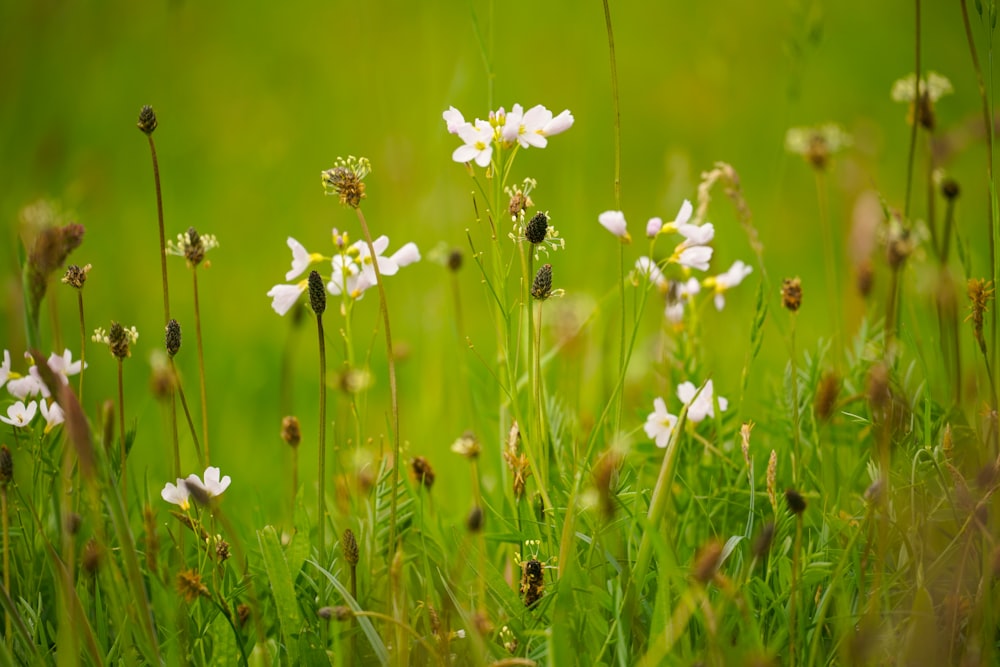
[137,105,158,135]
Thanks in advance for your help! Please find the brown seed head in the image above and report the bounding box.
[321,156,371,208]
[692,540,724,585]
[941,178,960,201]
[411,456,435,489]
[856,259,874,298]
[525,212,549,244]
[281,416,302,448]
[766,450,777,513]
[966,278,995,352]
[0,445,12,485]
[61,263,91,289]
[82,538,102,576]
[165,319,182,357]
[466,505,484,532]
[308,270,326,316]
[177,568,210,602]
[531,263,553,300]
[108,321,132,360]
[215,537,231,562]
[237,604,251,628]
[447,248,463,272]
[752,522,775,559]
[342,528,359,565]
[814,371,840,422]
[508,190,533,219]
[781,277,802,312]
[137,105,158,135]
[785,488,807,515]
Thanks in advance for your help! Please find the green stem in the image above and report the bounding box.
[316,313,328,564]
[147,134,171,323]
[192,268,209,464]
[903,0,921,221]
[77,290,86,405]
[117,358,126,491]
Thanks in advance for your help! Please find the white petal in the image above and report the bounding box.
[285,237,311,281]
[542,110,574,136]
[598,210,628,238]
[390,242,421,267]
[675,200,693,226]
[267,283,305,316]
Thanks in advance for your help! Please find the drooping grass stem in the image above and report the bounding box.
[192,269,210,464]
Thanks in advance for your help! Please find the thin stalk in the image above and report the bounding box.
[789,514,804,667]
[316,312,328,564]
[885,266,901,359]
[2,484,9,649]
[351,611,442,664]
[960,0,998,382]
[76,290,86,404]
[903,0,921,221]
[170,360,203,466]
[117,358,126,490]
[790,313,801,483]
[354,207,401,551]
[147,133,171,323]
[192,268,209,464]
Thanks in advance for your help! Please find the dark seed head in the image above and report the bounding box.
[137,105,158,135]
[466,505,484,533]
[692,540,723,584]
[411,456,435,489]
[784,488,807,515]
[942,178,960,201]
[781,277,802,312]
[525,212,549,244]
[752,521,775,559]
[165,319,182,357]
[447,248,463,272]
[109,321,131,359]
[62,264,90,289]
[531,264,553,300]
[308,270,326,315]
[342,528,359,565]
[281,416,301,447]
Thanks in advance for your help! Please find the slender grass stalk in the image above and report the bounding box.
[1,460,10,650]
[117,358,126,490]
[169,360,203,464]
[138,106,171,324]
[192,268,210,464]
[903,0,921,222]
[307,270,329,564]
[789,510,804,667]
[76,290,86,403]
[353,207,402,552]
[789,312,802,483]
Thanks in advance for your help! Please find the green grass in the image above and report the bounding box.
[1,1,999,665]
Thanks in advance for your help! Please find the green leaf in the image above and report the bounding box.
[310,560,389,666]
[209,611,239,667]
[257,525,303,665]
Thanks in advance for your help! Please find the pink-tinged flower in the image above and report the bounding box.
[1,400,37,428]
[635,257,667,291]
[452,119,494,167]
[646,217,663,238]
[390,242,421,268]
[542,109,574,136]
[598,210,631,242]
[39,399,65,433]
[644,397,678,448]
[46,349,85,385]
[266,281,308,316]
[502,104,550,149]
[327,254,365,298]
[704,260,753,310]
[677,380,728,423]
[187,466,231,498]
[675,245,714,271]
[442,106,467,134]
[161,479,190,510]
[6,367,47,400]
[677,222,715,248]
[285,237,326,281]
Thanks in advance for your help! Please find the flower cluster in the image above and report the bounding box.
[627,199,753,322]
[166,227,219,268]
[267,231,420,316]
[0,348,81,432]
[444,103,574,167]
[644,380,728,448]
[161,466,232,510]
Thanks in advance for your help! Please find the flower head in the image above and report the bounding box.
[161,479,190,509]
[61,263,92,289]
[598,210,631,242]
[267,281,308,316]
[1,400,38,428]
[677,380,727,423]
[39,399,64,433]
[442,106,466,134]
[47,349,85,384]
[635,257,667,292]
[703,260,753,310]
[452,119,494,167]
[93,322,139,359]
[785,124,851,170]
[644,397,678,448]
[166,227,218,268]
[322,156,371,208]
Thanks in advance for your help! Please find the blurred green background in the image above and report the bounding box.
[0,1,987,524]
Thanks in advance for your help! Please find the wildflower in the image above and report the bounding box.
[451,119,494,167]
[46,349,85,384]
[166,227,219,268]
[635,257,667,291]
[342,528,360,565]
[598,210,631,242]
[442,106,466,134]
[283,237,326,281]
[0,349,9,389]
[390,242,421,268]
[703,260,753,310]
[542,109,574,137]
[677,379,728,423]
[667,217,715,271]
[531,263,553,300]
[356,235,401,284]
[525,212,549,245]
[451,431,480,458]
[0,400,37,428]
[659,199,694,233]
[165,319,182,357]
[6,365,47,400]
[322,156,371,208]
[646,217,663,238]
[267,281,308,316]
[39,399,64,433]
[501,104,550,149]
[161,479,191,510]
[891,71,953,130]
[187,466,231,498]
[785,124,851,169]
[644,397,678,448]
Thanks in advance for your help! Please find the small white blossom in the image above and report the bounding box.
[501,104,549,149]
[442,106,467,134]
[674,245,714,272]
[39,399,65,433]
[646,217,663,238]
[47,349,85,385]
[644,397,678,448]
[266,281,308,316]
[452,119,494,167]
[285,237,326,281]
[891,71,953,103]
[598,210,631,241]
[356,235,400,284]
[1,400,38,428]
[390,242,421,268]
[635,257,667,291]
[677,380,728,423]
[704,260,753,310]
[161,479,191,510]
[542,109,574,136]
[0,350,10,389]
[187,466,231,498]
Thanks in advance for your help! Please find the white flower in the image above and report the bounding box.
[6,368,47,400]
[187,466,231,498]
[452,119,494,167]
[646,217,663,238]
[39,399,65,433]
[285,237,326,281]
[161,479,191,510]
[677,380,728,423]
[635,257,667,291]
[644,397,678,448]
[502,104,550,149]
[390,242,421,268]
[1,400,38,428]
[266,281,308,316]
[598,210,631,241]
[355,236,400,284]
[675,245,714,272]
[0,350,10,389]
[704,260,753,310]
[47,349,85,385]
[891,71,953,103]
[676,222,715,248]
[665,200,694,230]
[542,109,574,136]
[442,106,467,134]
[327,255,366,298]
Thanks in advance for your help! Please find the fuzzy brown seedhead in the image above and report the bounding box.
[342,528,359,565]
[61,263,91,289]
[781,277,802,312]
[531,264,553,300]
[281,416,301,447]
[966,278,994,353]
[177,569,210,602]
[814,371,840,422]
[692,539,723,585]
[165,319,182,358]
[137,105,158,135]
[321,156,371,208]
[411,456,435,489]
